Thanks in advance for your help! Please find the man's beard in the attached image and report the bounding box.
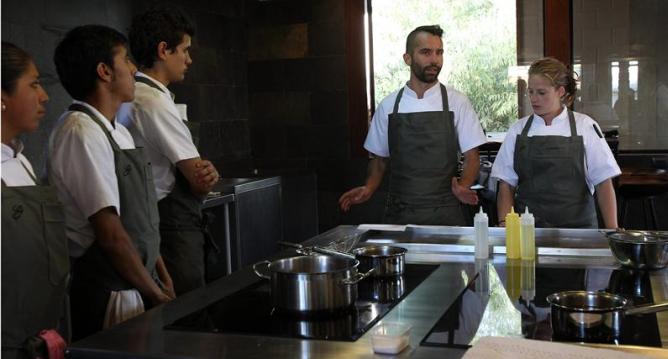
[412,62,441,83]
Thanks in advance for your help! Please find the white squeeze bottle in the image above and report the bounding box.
[474,207,489,259]
[520,207,535,260]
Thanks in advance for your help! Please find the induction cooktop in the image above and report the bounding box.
[421,262,662,348]
[166,264,439,341]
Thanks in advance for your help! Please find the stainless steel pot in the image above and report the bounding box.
[358,275,405,303]
[604,230,668,269]
[547,290,668,343]
[352,245,406,277]
[273,308,358,339]
[253,255,374,313]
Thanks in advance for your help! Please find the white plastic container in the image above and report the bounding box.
[474,207,489,259]
[371,322,411,354]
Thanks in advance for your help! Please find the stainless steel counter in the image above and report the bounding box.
[67,225,668,358]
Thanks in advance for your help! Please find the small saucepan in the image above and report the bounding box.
[547,290,668,343]
[352,245,407,277]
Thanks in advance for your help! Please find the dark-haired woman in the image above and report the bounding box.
[491,57,620,228]
[1,42,69,359]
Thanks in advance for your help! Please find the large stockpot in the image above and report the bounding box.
[604,230,668,270]
[253,255,374,313]
[352,245,406,277]
[546,290,668,343]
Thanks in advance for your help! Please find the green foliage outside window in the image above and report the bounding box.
[373,0,518,131]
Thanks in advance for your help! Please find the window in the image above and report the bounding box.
[368,0,519,132]
[573,0,668,150]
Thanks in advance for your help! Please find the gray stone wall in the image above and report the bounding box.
[1,0,251,178]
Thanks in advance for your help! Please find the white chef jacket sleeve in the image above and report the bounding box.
[51,120,121,218]
[490,121,523,187]
[135,97,200,164]
[451,92,487,153]
[363,100,391,158]
[582,117,621,186]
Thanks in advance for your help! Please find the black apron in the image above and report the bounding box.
[385,84,465,225]
[513,110,598,228]
[66,104,161,340]
[2,164,69,359]
[135,76,211,296]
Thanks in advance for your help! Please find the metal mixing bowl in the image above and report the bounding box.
[604,230,668,270]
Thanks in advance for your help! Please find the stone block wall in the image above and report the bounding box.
[1,0,251,177]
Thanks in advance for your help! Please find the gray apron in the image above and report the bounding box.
[513,110,598,228]
[2,166,69,359]
[135,76,212,295]
[385,84,465,225]
[66,104,161,340]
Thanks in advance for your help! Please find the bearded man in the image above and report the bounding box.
[339,25,486,225]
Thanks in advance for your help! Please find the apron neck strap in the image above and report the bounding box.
[391,83,449,115]
[567,109,577,136]
[19,160,38,184]
[67,104,121,151]
[520,111,577,137]
[135,76,166,94]
[439,84,449,111]
[520,115,534,137]
[392,88,405,115]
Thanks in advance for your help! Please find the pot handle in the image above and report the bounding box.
[252,260,271,280]
[625,301,668,316]
[311,246,357,260]
[341,268,375,286]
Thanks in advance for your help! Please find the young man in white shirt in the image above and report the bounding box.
[120,7,219,298]
[339,25,487,225]
[49,25,174,340]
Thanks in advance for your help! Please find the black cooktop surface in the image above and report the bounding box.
[166,264,439,341]
[421,262,662,348]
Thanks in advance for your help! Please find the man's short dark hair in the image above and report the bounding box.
[405,25,443,54]
[54,25,128,101]
[129,6,195,69]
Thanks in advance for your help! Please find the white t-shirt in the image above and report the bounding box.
[364,83,487,157]
[1,140,36,186]
[118,72,200,201]
[48,100,136,257]
[490,107,621,194]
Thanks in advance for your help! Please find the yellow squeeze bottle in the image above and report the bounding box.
[505,207,521,259]
[520,207,536,260]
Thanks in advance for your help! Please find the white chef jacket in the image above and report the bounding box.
[48,100,136,257]
[1,140,37,186]
[118,72,200,201]
[364,83,487,157]
[490,107,621,194]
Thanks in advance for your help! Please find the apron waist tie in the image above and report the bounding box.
[160,212,221,254]
[39,329,66,359]
[202,211,220,254]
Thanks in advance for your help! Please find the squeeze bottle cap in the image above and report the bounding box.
[475,206,488,220]
[506,206,519,220]
[521,206,534,224]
